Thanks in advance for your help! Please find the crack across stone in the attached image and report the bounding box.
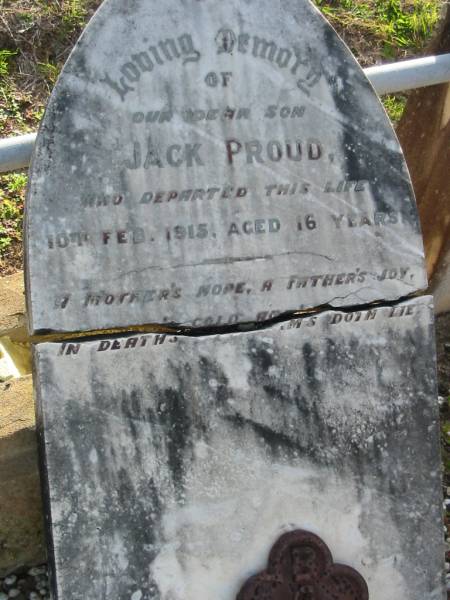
[30,290,424,345]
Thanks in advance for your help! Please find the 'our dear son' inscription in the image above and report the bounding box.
[25,0,426,333]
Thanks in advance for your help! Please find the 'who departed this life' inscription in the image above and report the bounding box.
[25,0,426,335]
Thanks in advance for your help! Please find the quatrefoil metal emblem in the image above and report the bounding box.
[236,530,369,600]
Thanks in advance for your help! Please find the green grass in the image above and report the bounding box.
[0,85,27,136]
[0,17,28,255]
[313,0,441,56]
[37,61,60,86]
[0,173,26,254]
[383,94,408,122]
[0,49,17,76]
[380,0,441,50]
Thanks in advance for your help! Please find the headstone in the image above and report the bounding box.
[25,0,445,599]
[25,0,426,335]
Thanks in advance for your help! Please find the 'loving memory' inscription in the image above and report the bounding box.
[102,30,326,101]
[26,0,426,332]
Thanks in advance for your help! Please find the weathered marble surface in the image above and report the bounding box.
[34,297,445,600]
[25,0,426,334]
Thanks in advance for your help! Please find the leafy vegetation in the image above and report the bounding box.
[0,49,17,76]
[313,0,441,60]
[0,173,26,263]
[382,94,408,121]
[0,0,444,272]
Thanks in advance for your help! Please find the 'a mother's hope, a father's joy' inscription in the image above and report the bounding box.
[25,0,426,334]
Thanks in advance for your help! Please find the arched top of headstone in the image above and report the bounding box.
[25,0,426,334]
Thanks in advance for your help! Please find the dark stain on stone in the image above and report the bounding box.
[302,342,319,392]
[198,355,232,407]
[251,344,275,373]
[45,382,165,599]
[224,412,301,460]
[157,386,192,501]
[324,28,420,228]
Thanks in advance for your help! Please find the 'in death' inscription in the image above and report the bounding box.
[25,0,426,334]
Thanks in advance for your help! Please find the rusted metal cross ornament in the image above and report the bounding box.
[237,531,369,600]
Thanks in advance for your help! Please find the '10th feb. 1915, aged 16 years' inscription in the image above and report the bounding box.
[25,0,427,334]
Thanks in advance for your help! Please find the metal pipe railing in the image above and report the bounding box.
[1,53,450,174]
[365,53,450,95]
[0,133,37,174]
